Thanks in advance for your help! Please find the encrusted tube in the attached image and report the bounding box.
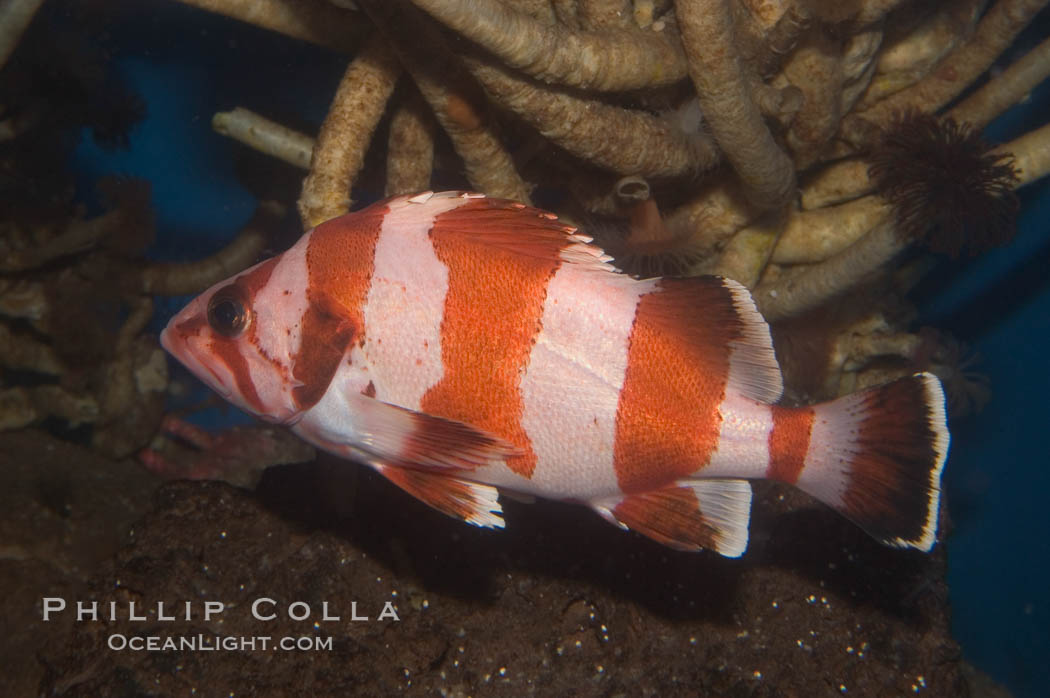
[174,0,364,52]
[139,203,282,296]
[993,122,1050,187]
[674,0,796,209]
[849,0,1050,141]
[360,0,532,203]
[466,56,719,179]
[781,28,845,169]
[409,0,688,90]
[710,212,787,289]
[298,37,401,228]
[578,0,634,30]
[771,197,891,265]
[212,108,314,170]
[0,0,45,72]
[755,219,903,321]
[800,159,873,210]
[385,93,436,196]
[949,36,1050,130]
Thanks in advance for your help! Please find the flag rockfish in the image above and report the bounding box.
[161,191,949,557]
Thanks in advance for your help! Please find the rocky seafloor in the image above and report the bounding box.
[2,428,996,697]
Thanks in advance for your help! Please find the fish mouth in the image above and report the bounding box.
[160,324,196,374]
[160,325,233,401]
[159,324,176,356]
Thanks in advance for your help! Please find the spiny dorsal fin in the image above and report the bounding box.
[404,195,784,404]
[396,191,620,274]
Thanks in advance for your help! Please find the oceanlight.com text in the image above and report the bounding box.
[107,634,334,652]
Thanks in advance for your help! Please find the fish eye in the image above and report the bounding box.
[206,286,251,338]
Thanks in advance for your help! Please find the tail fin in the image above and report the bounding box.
[792,372,949,551]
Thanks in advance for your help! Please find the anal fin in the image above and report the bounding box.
[372,462,504,529]
[592,480,752,557]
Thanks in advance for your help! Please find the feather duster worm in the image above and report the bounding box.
[868,111,1019,257]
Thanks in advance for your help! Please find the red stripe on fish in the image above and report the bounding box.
[294,202,385,409]
[292,298,358,410]
[420,198,567,478]
[767,406,814,485]
[206,257,280,414]
[613,278,737,493]
[235,256,281,297]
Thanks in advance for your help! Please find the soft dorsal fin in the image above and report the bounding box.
[591,479,753,557]
[720,277,784,403]
[642,276,783,404]
[396,191,620,274]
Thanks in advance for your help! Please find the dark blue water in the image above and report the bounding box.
[919,75,1050,696]
[67,5,1050,697]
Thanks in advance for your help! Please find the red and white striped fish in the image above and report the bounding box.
[161,191,949,557]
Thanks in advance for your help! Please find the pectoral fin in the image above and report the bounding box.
[300,391,523,471]
[293,391,517,528]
